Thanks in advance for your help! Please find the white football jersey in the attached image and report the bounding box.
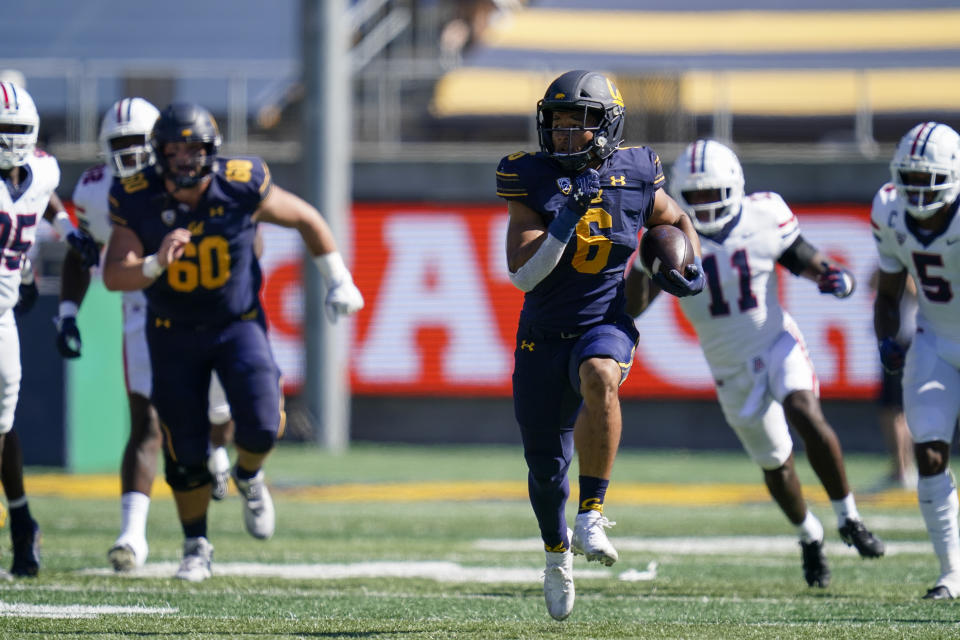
[0,151,59,312]
[872,182,960,345]
[71,163,113,245]
[71,162,146,323]
[678,191,801,371]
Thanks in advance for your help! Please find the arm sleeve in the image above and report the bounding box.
[507,233,567,292]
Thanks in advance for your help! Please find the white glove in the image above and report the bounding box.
[314,251,364,323]
[325,277,364,323]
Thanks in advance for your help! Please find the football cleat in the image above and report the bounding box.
[175,536,213,582]
[838,518,886,558]
[543,549,575,620]
[10,519,41,577]
[232,467,275,540]
[108,535,148,572]
[801,539,831,588]
[572,510,619,566]
[923,585,954,600]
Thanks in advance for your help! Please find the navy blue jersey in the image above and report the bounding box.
[497,147,663,332]
[109,156,272,327]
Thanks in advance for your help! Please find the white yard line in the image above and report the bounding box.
[0,601,176,619]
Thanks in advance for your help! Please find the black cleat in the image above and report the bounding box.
[10,519,41,577]
[838,518,885,558]
[923,585,954,600]
[801,539,831,588]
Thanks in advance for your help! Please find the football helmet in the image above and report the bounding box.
[670,139,744,235]
[0,81,39,170]
[151,102,222,188]
[99,97,160,178]
[890,122,960,219]
[537,70,625,172]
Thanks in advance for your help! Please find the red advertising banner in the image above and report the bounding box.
[258,203,880,400]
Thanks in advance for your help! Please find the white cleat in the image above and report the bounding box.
[544,549,575,620]
[572,510,619,566]
[108,536,148,572]
[175,536,213,582]
[232,468,275,540]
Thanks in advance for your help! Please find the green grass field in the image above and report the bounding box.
[0,443,955,639]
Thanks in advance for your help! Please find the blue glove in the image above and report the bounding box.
[878,337,906,375]
[55,315,82,359]
[568,168,601,215]
[654,255,705,298]
[14,280,37,316]
[818,263,855,298]
[66,229,100,269]
[548,169,601,243]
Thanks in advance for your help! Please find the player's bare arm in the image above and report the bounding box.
[777,236,856,298]
[102,225,190,291]
[505,200,548,273]
[252,185,339,256]
[253,185,364,319]
[874,268,907,341]
[648,188,702,257]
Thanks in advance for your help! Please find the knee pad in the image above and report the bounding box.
[234,428,276,455]
[164,455,212,492]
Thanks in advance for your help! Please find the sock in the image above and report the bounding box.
[8,498,32,537]
[234,465,258,481]
[918,472,960,581]
[796,510,824,544]
[182,518,207,540]
[577,476,609,515]
[208,446,230,475]
[831,493,861,528]
[119,491,151,541]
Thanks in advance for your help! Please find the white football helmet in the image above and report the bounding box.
[890,122,960,220]
[99,97,160,177]
[670,139,744,234]
[0,81,39,170]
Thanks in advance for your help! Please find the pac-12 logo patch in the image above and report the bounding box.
[161,209,176,226]
[557,177,572,195]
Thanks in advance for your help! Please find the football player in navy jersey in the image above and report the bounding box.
[102,103,363,581]
[497,70,704,620]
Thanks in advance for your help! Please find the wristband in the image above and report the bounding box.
[547,204,582,244]
[53,211,74,239]
[313,251,351,286]
[141,254,165,279]
[58,301,79,319]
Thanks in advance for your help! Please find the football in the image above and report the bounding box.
[638,225,694,277]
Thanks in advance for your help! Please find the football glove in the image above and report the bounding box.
[568,168,601,215]
[14,280,38,316]
[55,316,82,359]
[654,255,705,298]
[325,278,364,323]
[878,337,906,375]
[66,229,100,269]
[818,263,855,298]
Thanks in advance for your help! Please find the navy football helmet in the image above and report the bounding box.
[152,102,222,188]
[537,70,625,172]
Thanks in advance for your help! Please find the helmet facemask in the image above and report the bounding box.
[538,103,612,172]
[671,140,744,235]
